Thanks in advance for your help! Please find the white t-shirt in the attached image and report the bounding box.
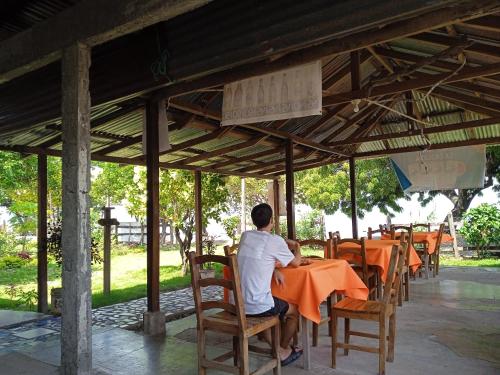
[237,230,294,314]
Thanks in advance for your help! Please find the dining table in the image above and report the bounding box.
[337,239,422,281]
[271,258,368,369]
[223,258,368,370]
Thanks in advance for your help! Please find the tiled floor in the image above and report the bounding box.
[0,285,221,355]
[1,267,499,374]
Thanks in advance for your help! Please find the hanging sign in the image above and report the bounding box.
[221,61,322,126]
[390,145,486,192]
[142,100,172,154]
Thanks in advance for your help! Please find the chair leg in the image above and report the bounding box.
[376,270,382,300]
[387,313,396,362]
[432,253,437,278]
[238,336,249,375]
[312,322,319,347]
[436,250,440,275]
[327,295,333,336]
[198,328,207,375]
[379,315,386,375]
[232,336,239,367]
[344,318,350,356]
[398,278,403,307]
[271,325,281,375]
[424,253,429,279]
[331,313,338,368]
[404,271,410,302]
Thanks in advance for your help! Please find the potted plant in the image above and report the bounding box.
[47,220,102,314]
[200,233,217,279]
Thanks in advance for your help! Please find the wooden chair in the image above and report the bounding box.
[429,223,445,277]
[328,231,341,240]
[389,225,413,306]
[367,225,389,239]
[413,222,431,231]
[331,243,407,375]
[188,252,281,375]
[297,238,333,347]
[332,237,378,300]
[224,243,239,256]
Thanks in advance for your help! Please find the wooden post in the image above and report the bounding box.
[194,170,203,256]
[146,99,160,313]
[273,179,280,235]
[447,212,459,258]
[61,42,92,375]
[349,157,358,239]
[241,177,246,232]
[285,140,296,240]
[37,154,48,313]
[98,207,118,295]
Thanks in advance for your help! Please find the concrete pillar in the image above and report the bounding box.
[273,179,280,236]
[61,42,92,375]
[240,177,246,232]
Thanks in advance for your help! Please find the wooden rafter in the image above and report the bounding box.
[327,117,500,147]
[323,62,500,106]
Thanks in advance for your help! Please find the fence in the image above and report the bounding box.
[115,221,175,245]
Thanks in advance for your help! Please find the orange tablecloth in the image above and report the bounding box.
[337,239,421,281]
[224,259,368,324]
[384,231,453,254]
[271,259,368,323]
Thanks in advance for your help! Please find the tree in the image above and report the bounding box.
[0,152,62,249]
[159,170,228,273]
[124,167,148,244]
[417,145,500,221]
[296,158,406,218]
[91,162,135,207]
[459,203,500,258]
[224,176,268,215]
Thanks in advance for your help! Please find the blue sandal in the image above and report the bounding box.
[281,346,303,366]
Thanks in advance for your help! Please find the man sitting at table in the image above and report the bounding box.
[237,202,303,366]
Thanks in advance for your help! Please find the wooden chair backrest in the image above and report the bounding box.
[223,243,239,256]
[367,224,388,239]
[390,224,413,266]
[298,238,333,259]
[188,251,246,329]
[382,243,407,307]
[328,231,341,240]
[432,223,445,253]
[413,223,431,231]
[333,237,368,284]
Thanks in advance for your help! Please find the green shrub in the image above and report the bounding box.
[459,203,500,258]
[0,230,19,257]
[296,210,325,240]
[0,255,26,269]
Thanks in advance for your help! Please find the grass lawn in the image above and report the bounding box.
[0,245,220,311]
[440,255,500,267]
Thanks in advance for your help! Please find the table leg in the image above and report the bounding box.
[301,315,311,369]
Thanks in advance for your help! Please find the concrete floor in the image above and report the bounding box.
[1,266,499,374]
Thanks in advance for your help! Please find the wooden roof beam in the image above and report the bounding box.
[322,62,500,105]
[459,15,500,32]
[409,32,500,59]
[353,136,500,159]
[0,143,272,180]
[154,0,500,100]
[328,116,500,147]
[0,0,212,83]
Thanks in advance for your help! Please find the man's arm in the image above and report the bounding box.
[285,239,302,267]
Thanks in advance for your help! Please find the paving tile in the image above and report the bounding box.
[13,328,57,340]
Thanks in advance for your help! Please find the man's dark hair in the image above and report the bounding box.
[251,203,273,229]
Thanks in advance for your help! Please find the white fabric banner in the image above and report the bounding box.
[142,100,171,154]
[390,145,486,192]
[221,61,322,126]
